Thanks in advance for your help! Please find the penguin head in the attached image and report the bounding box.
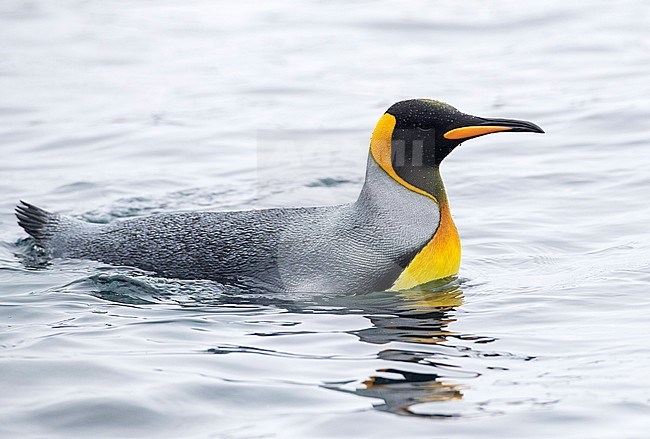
[381,99,544,167]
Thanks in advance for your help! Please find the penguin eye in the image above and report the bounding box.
[417,127,433,132]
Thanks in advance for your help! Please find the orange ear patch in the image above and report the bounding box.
[370,114,434,201]
[443,125,511,140]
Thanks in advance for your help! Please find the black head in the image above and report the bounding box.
[385,99,544,168]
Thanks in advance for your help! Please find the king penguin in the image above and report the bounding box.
[16,99,543,293]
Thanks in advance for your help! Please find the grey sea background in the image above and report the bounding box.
[1,1,650,437]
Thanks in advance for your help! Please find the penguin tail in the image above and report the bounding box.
[15,200,59,245]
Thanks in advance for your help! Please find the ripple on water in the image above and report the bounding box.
[6,256,528,422]
[2,0,650,437]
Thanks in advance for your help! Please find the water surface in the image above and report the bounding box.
[1,1,650,437]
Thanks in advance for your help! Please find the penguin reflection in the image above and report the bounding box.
[325,278,486,417]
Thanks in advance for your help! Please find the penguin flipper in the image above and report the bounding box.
[15,200,59,245]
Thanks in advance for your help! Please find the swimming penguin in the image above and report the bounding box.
[16,99,543,293]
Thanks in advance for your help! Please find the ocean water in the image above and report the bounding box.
[1,1,650,437]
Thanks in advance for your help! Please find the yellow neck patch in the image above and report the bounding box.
[369,113,461,291]
[391,200,461,290]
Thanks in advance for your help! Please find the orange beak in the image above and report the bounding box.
[444,117,544,140]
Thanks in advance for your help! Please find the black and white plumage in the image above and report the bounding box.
[16,99,543,293]
[16,158,438,293]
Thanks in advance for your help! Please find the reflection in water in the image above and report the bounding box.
[353,369,463,417]
[53,270,501,418]
[323,279,473,417]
